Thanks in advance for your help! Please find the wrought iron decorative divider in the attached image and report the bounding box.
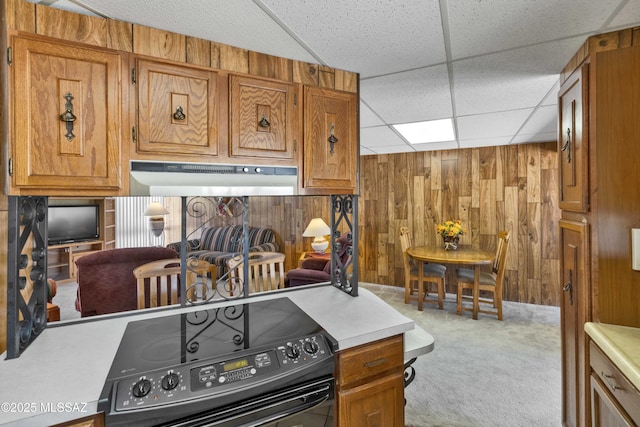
[6,196,48,359]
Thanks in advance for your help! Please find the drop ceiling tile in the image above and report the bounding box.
[457,109,533,141]
[518,105,557,136]
[360,102,386,127]
[447,0,625,60]
[360,126,409,148]
[260,0,446,77]
[411,141,459,152]
[453,37,584,116]
[609,1,640,28]
[360,64,452,124]
[76,0,317,63]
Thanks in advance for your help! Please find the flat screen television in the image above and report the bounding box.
[47,205,100,245]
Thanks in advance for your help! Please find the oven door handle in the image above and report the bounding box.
[166,379,333,427]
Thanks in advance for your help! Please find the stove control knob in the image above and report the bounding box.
[303,340,319,355]
[285,344,300,360]
[132,378,152,398]
[161,372,180,391]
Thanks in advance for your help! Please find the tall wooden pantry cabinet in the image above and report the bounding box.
[558,27,640,427]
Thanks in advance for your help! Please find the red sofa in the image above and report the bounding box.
[74,247,178,317]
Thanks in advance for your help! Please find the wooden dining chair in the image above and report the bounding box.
[133,258,212,308]
[399,226,447,310]
[226,252,286,294]
[456,230,511,320]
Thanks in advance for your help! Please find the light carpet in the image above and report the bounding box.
[361,283,562,427]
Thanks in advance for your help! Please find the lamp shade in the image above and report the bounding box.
[302,218,331,237]
[302,218,331,253]
[144,202,169,217]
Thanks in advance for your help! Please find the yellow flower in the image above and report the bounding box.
[436,220,465,238]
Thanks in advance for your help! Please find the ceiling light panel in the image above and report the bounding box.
[393,119,455,144]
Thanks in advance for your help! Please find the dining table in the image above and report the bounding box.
[406,245,495,319]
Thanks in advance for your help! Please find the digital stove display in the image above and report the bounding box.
[105,297,330,379]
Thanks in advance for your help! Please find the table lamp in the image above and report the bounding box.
[303,218,331,253]
[144,202,169,237]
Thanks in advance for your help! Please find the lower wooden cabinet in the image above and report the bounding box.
[589,341,640,427]
[336,334,404,427]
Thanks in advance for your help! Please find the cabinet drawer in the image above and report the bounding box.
[337,335,403,388]
[590,341,640,425]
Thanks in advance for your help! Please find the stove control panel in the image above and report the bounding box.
[111,333,332,412]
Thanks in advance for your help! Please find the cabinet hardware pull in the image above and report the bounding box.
[561,127,571,163]
[364,357,387,368]
[259,116,271,128]
[562,269,573,305]
[328,123,338,155]
[59,92,77,141]
[173,106,186,121]
[602,372,622,391]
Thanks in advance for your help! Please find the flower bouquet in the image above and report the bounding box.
[436,220,465,250]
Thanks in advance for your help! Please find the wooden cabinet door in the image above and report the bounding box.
[12,36,122,191]
[591,375,635,427]
[560,219,591,427]
[303,86,358,193]
[338,371,404,427]
[229,74,296,161]
[558,66,589,212]
[136,58,218,157]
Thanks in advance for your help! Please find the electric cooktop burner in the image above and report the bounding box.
[99,297,337,426]
[106,297,334,378]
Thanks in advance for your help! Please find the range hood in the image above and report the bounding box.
[130,161,298,196]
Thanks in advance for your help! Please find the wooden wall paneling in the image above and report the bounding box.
[212,42,249,74]
[35,4,108,47]
[5,0,34,32]
[335,69,358,93]
[318,65,335,89]
[248,51,292,81]
[106,20,133,52]
[357,143,561,306]
[293,62,319,86]
[133,25,186,62]
[186,37,211,67]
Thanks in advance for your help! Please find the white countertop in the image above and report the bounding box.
[0,284,433,426]
[585,322,640,392]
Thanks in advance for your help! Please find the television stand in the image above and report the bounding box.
[47,240,104,283]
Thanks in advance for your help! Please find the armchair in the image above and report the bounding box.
[285,233,352,287]
[75,247,178,317]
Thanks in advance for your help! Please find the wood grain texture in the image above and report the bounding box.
[358,143,561,306]
[36,4,108,47]
[133,25,185,62]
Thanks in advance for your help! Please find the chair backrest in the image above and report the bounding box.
[399,226,414,277]
[492,231,511,290]
[227,252,286,294]
[133,258,211,308]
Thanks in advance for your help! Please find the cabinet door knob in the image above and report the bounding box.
[328,123,338,155]
[562,269,573,305]
[173,106,186,121]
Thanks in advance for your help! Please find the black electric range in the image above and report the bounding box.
[98,297,337,427]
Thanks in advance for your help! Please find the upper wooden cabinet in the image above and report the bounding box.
[558,66,589,212]
[135,58,219,158]
[229,74,297,162]
[303,86,358,194]
[10,35,123,193]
